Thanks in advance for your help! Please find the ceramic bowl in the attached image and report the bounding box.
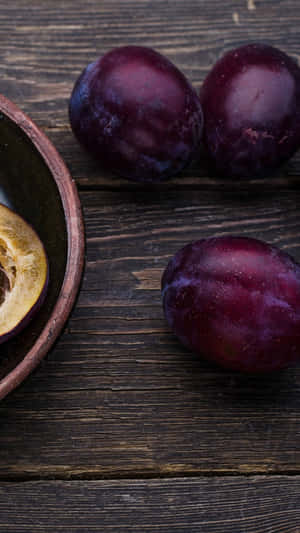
[0,95,84,400]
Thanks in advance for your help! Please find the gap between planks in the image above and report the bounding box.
[2,469,300,483]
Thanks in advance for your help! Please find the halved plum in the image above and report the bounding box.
[0,203,48,343]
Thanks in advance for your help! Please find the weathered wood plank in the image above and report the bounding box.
[1,0,300,481]
[0,0,300,185]
[0,189,300,477]
[0,476,299,532]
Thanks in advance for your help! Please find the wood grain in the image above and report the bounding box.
[1,0,300,186]
[0,189,300,478]
[0,476,299,532]
[0,0,300,487]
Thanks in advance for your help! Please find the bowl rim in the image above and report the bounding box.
[0,94,85,400]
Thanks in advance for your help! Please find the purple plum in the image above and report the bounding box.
[200,43,300,178]
[69,46,203,182]
[162,236,300,373]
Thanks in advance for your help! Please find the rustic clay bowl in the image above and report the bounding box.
[0,95,84,400]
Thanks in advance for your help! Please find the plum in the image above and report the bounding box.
[162,236,300,373]
[69,46,203,182]
[0,204,48,343]
[200,43,300,178]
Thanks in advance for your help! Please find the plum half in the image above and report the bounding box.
[0,203,48,343]
[200,43,300,178]
[162,236,300,373]
[69,46,203,182]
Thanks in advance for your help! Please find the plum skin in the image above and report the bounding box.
[162,236,300,373]
[69,46,203,182]
[200,43,300,178]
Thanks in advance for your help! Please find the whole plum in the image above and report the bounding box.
[162,236,300,373]
[200,43,300,178]
[69,46,203,182]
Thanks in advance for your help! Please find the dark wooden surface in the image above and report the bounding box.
[0,476,300,532]
[1,0,300,531]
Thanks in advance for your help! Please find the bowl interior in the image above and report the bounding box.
[0,110,68,380]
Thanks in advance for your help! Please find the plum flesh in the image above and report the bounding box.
[200,43,300,178]
[162,236,300,373]
[0,204,48,343]
[69,46,203,182]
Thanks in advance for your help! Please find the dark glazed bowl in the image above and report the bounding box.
[0,94,84,400]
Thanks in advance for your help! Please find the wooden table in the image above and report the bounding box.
[1,1,300,531]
